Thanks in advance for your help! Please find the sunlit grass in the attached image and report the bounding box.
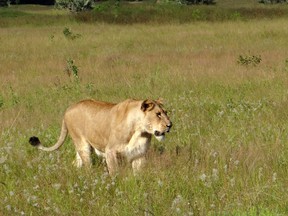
[1,5,288,215]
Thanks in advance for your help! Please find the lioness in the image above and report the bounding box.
[29,99,172,176]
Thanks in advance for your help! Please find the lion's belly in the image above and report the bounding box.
[87,134,108,153]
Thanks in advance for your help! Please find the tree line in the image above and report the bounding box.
[0,0,287,9]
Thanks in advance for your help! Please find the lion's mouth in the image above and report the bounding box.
[154,131,165,137]
[154,125,171,137]
[154,131,166,142]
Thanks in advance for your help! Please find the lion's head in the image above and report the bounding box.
[141,99,172,141]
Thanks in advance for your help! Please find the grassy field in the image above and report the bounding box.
[1,2,288,215]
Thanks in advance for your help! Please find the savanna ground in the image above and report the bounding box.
[1,1,288,215]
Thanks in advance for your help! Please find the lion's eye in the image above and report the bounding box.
[156,112,161,118]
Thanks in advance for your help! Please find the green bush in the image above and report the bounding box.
[55,0,93,12]
[183,0,215,5]
[65,58,80,82]
[237,54,262,67]
[259,0,287,3]
[62,27,81,40]
[0,95,4,108]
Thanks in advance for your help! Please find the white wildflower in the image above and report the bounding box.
[258,167,263,180]
[106,183,111,190]
[218,110,224,117]
[52,183,61,190]
[115,188,123,197]
[199,173,207,182]
[272,172,277,183]
[33,185,40,191]
[171,195,183,208]
[212,169,218,181]
[194,159,199,166]
[224,164,228,173]
[230,178,235,187]
[157,180,163,187]
[53,206,60,214]
[30,195,37,202]
[144,208,153,216]
[44,206,50,211]
[234,160,240,166]
[6,205,11,211]
[32,203,39,207]
[212,151,218,158]
[3,164,11,174]
[0,155,7,164]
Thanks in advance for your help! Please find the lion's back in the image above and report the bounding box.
[64,99,115,130]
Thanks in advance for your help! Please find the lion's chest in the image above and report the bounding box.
[124,132,151,161]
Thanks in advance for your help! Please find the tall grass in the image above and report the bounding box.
[1,5,288,215]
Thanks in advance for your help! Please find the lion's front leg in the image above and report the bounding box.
[132,156,146,175]
[105,149,119,176]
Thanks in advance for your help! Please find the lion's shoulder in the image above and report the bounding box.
[115,99,143,113]
[112,99,143,122]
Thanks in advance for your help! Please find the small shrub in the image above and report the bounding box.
[230,12,242,20]
[63,27,81,40]
[65,58,79,82]
[237,54,262,66]
[0,95,4,108]
[9,86,19,106]
[285,58,288,72]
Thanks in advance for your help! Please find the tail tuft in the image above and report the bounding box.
[29,136,41,147]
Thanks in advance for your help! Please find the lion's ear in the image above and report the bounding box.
[156,98,164,105]
[141,99,155,112]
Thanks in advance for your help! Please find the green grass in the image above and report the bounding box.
[1,3,288,216]
[0,5,71,27]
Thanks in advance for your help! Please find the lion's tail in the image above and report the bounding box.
[29,120,68,152]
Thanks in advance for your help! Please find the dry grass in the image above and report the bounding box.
[1,6,288,215]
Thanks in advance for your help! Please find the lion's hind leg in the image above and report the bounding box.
[73,141,92,168]
[73,152,83,168]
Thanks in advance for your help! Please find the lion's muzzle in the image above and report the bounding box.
[166,122,172,133]
[154,122,172,140]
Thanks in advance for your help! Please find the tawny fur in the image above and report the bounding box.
[29,99,172,176]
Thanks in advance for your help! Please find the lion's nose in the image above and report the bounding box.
[166,122,172,132]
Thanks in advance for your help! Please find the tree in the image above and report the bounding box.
[0,0,8,7]
[55,0,93,12]
[184,0,215,5]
